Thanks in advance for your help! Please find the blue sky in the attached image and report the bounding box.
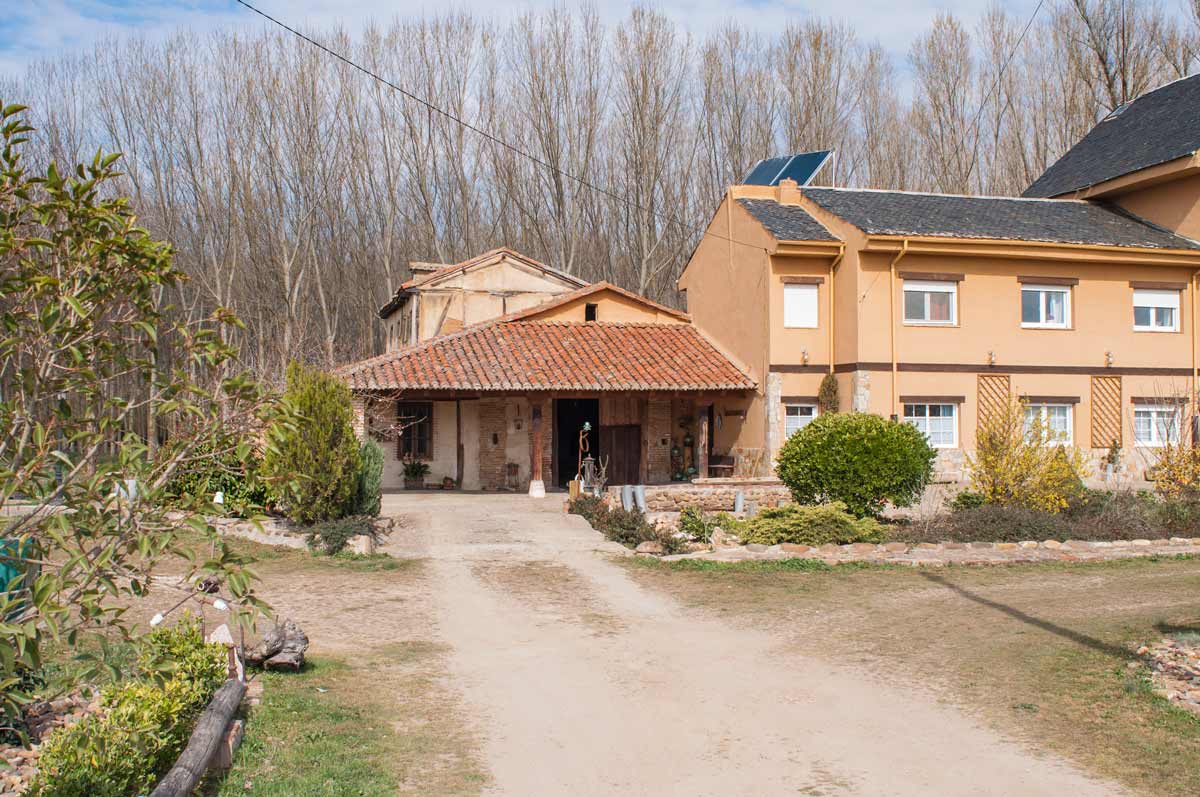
[2,0,1045,78]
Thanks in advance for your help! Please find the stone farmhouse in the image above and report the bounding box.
[341,73,1200,491]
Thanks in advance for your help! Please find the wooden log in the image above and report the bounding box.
[150,679,246,797]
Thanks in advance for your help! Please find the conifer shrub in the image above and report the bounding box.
[264,362,362,524]
[349,438,384,517]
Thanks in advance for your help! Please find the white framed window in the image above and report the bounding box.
[904,403,957,448]
[783,283,818,328]
[1134,404,1181,446]
[1133,289,1180,332]
[1023,404,1073,445]
[784,404,817,437]
[903,280,957,325]
[1021,285,1071,328]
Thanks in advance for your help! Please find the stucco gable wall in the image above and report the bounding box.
[519,290,687,324]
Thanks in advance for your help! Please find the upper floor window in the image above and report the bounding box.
[783,283,818,328]
[1134,403,1180,447]
[1023,403,1072,445]
[903,280,956,325]
[1021,284,1071,328]
[903,403,957,448]
[1133,289,1179,332]
[784,404,817,437]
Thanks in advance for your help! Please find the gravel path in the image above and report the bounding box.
[381,492,1126,797]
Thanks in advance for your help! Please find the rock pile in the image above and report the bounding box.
[1140,637,1200,714]
[0,689,99,796]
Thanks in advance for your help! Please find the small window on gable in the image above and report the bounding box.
[783,283,818,328]
[585,303,598,322]
[903,280,956,325]
[1133,289,1179,332]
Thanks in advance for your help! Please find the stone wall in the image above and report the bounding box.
[605,480,792,512]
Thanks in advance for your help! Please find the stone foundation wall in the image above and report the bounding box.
[605,481,792,512]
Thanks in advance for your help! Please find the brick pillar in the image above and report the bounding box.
[351,395,367,440]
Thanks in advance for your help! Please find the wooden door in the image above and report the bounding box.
[600,424,642,486]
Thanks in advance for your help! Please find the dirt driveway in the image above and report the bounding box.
[380,492,1125,797]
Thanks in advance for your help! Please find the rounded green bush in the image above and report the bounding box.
[776,412,935,518]
[738,502,883,546]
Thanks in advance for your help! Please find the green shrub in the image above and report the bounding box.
[679,506,716,542]
[349,439,384,517]
[738,502,883,546]
[163,437,271,518]
[402,458,431,480]
[264,361,362,524]
[568,497,684,554]
[817,372,839,413]
[30,618,226,797]
[947,490,986,512]
[307,516,375,556]
[775,412,936,517]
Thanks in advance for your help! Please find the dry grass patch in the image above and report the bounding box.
[624,556,1200,796]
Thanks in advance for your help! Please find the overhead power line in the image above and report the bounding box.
[233,0,769,256]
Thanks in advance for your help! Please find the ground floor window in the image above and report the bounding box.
[1134,404,1180,446]
[784,404,817,437]
[904,403,957,448]
[1023,403,1072,445]
[397,401,433,459]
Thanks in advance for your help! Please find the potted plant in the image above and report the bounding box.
[403,459,430,490]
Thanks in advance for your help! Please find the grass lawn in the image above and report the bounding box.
[160,532,487,796]
[624,555,1200,796]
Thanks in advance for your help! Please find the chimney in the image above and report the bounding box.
[776,178,802,205]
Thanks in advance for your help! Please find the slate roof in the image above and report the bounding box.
[339,320,755,393]
[736,198,839,242]
[801,187,1200,251]
[1024,74,1200,198]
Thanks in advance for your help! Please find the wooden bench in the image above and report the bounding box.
[708,454,735,478]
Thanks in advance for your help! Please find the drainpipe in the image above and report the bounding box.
[1193,270,1199,441]
[829,243,846,375]
[889,241,910,419]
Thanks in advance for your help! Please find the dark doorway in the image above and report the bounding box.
[555,398,599,487]
[600,424,642,486]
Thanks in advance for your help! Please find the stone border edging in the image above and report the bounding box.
[662,537,1200,566]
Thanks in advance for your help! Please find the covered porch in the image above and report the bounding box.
[356,391,751,493]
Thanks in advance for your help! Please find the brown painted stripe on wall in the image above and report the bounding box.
[780,275,825,284]
[1016,275,1079,286]
[781,395,820,403]
[897,271,964,282]
[1131,396,1190,404]
[770,364,831,373]
[832,362,1193,376]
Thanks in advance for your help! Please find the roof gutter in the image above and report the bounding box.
[889,240,910,418]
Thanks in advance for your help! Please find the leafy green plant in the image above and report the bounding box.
[0,102,269,726]
[678,506,716,542]
[947,490,987,511]
[402,458,431,480]
[775,412,935,517]
[349,439,384,517]
[163,437,271,518]
[738,502,883,546]
[29,617,227,797]
[264,361,362,524]
[817,372,839,414]
[306,516,375,556]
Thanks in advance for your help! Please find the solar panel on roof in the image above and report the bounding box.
[741,151,833,186]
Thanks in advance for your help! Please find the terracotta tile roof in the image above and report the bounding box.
[340,320,755,393]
